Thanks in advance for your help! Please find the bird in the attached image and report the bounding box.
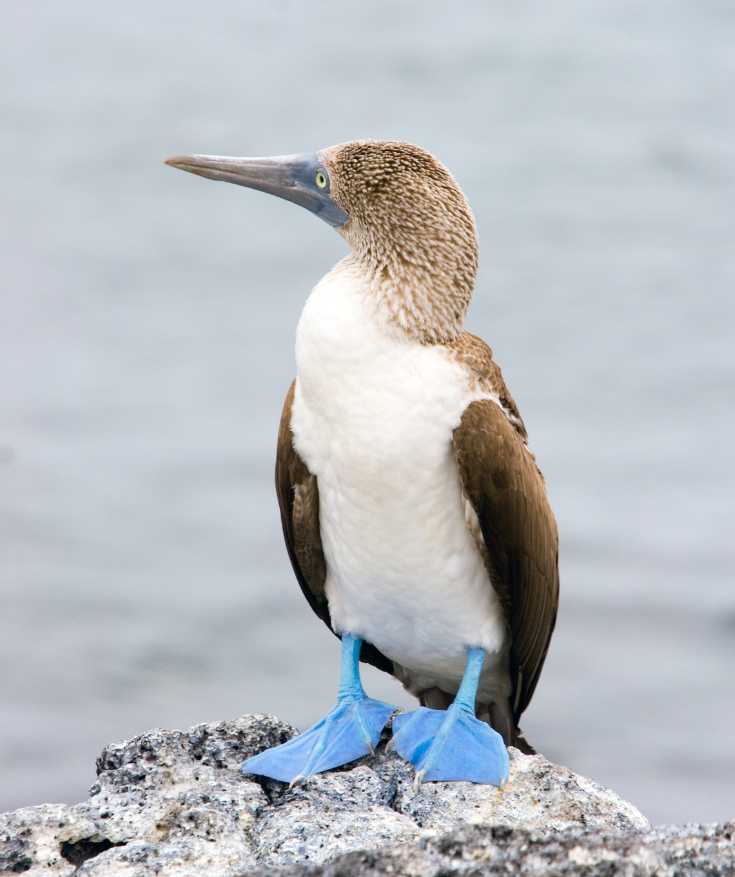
[165,141,559,787]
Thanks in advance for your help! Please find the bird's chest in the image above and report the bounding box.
[289,269,505,677]
[291,268,472,518]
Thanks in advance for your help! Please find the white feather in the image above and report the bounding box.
[291,259,508,700]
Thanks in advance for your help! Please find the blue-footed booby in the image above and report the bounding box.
[165,141,559,786]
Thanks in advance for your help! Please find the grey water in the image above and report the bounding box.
[1,1,733,824]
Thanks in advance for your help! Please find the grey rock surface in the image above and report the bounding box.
[270,823,735,876]
[0,713,728,876]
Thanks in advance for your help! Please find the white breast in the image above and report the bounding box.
[291,260,507,695]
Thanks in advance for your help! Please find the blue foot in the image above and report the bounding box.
[240,634,395,784]
[241,695,394,783]
[390,647,509,786]
[391,703,509,785]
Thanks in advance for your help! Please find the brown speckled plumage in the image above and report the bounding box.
[322,140,478,344]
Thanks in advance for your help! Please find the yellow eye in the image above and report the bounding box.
[315,170,328,189]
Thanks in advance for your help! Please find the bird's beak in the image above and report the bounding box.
[164,152,348,228]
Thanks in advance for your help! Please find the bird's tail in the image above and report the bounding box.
[480,699,537,755]
[510,726,536,755]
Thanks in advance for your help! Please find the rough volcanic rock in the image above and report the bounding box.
[266,822,735,876]
[2,712,707,877]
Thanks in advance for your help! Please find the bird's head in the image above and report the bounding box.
[166,140,478,343]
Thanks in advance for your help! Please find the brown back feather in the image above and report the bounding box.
[449,336,559,722]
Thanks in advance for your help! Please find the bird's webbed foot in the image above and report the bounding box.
[391,703,508,785]
[241,696,394,784]
[241,635,395,784]
[390,647,509,786]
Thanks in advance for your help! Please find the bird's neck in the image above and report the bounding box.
[342,233,478,346]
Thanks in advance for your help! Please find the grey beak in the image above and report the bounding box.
[164,152,348,228]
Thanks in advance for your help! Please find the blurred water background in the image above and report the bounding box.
[2,1,733,823]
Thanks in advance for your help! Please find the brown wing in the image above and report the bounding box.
[450,339,559,723]
[275,381,393,675]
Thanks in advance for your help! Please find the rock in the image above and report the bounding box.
[0,715,290,876]
[0,713,728,877]
[269,822,735,876]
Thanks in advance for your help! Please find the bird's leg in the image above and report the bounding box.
[390,647,509,786]
[240,634,395,784]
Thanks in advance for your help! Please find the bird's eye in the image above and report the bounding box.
[315,170,328,189]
